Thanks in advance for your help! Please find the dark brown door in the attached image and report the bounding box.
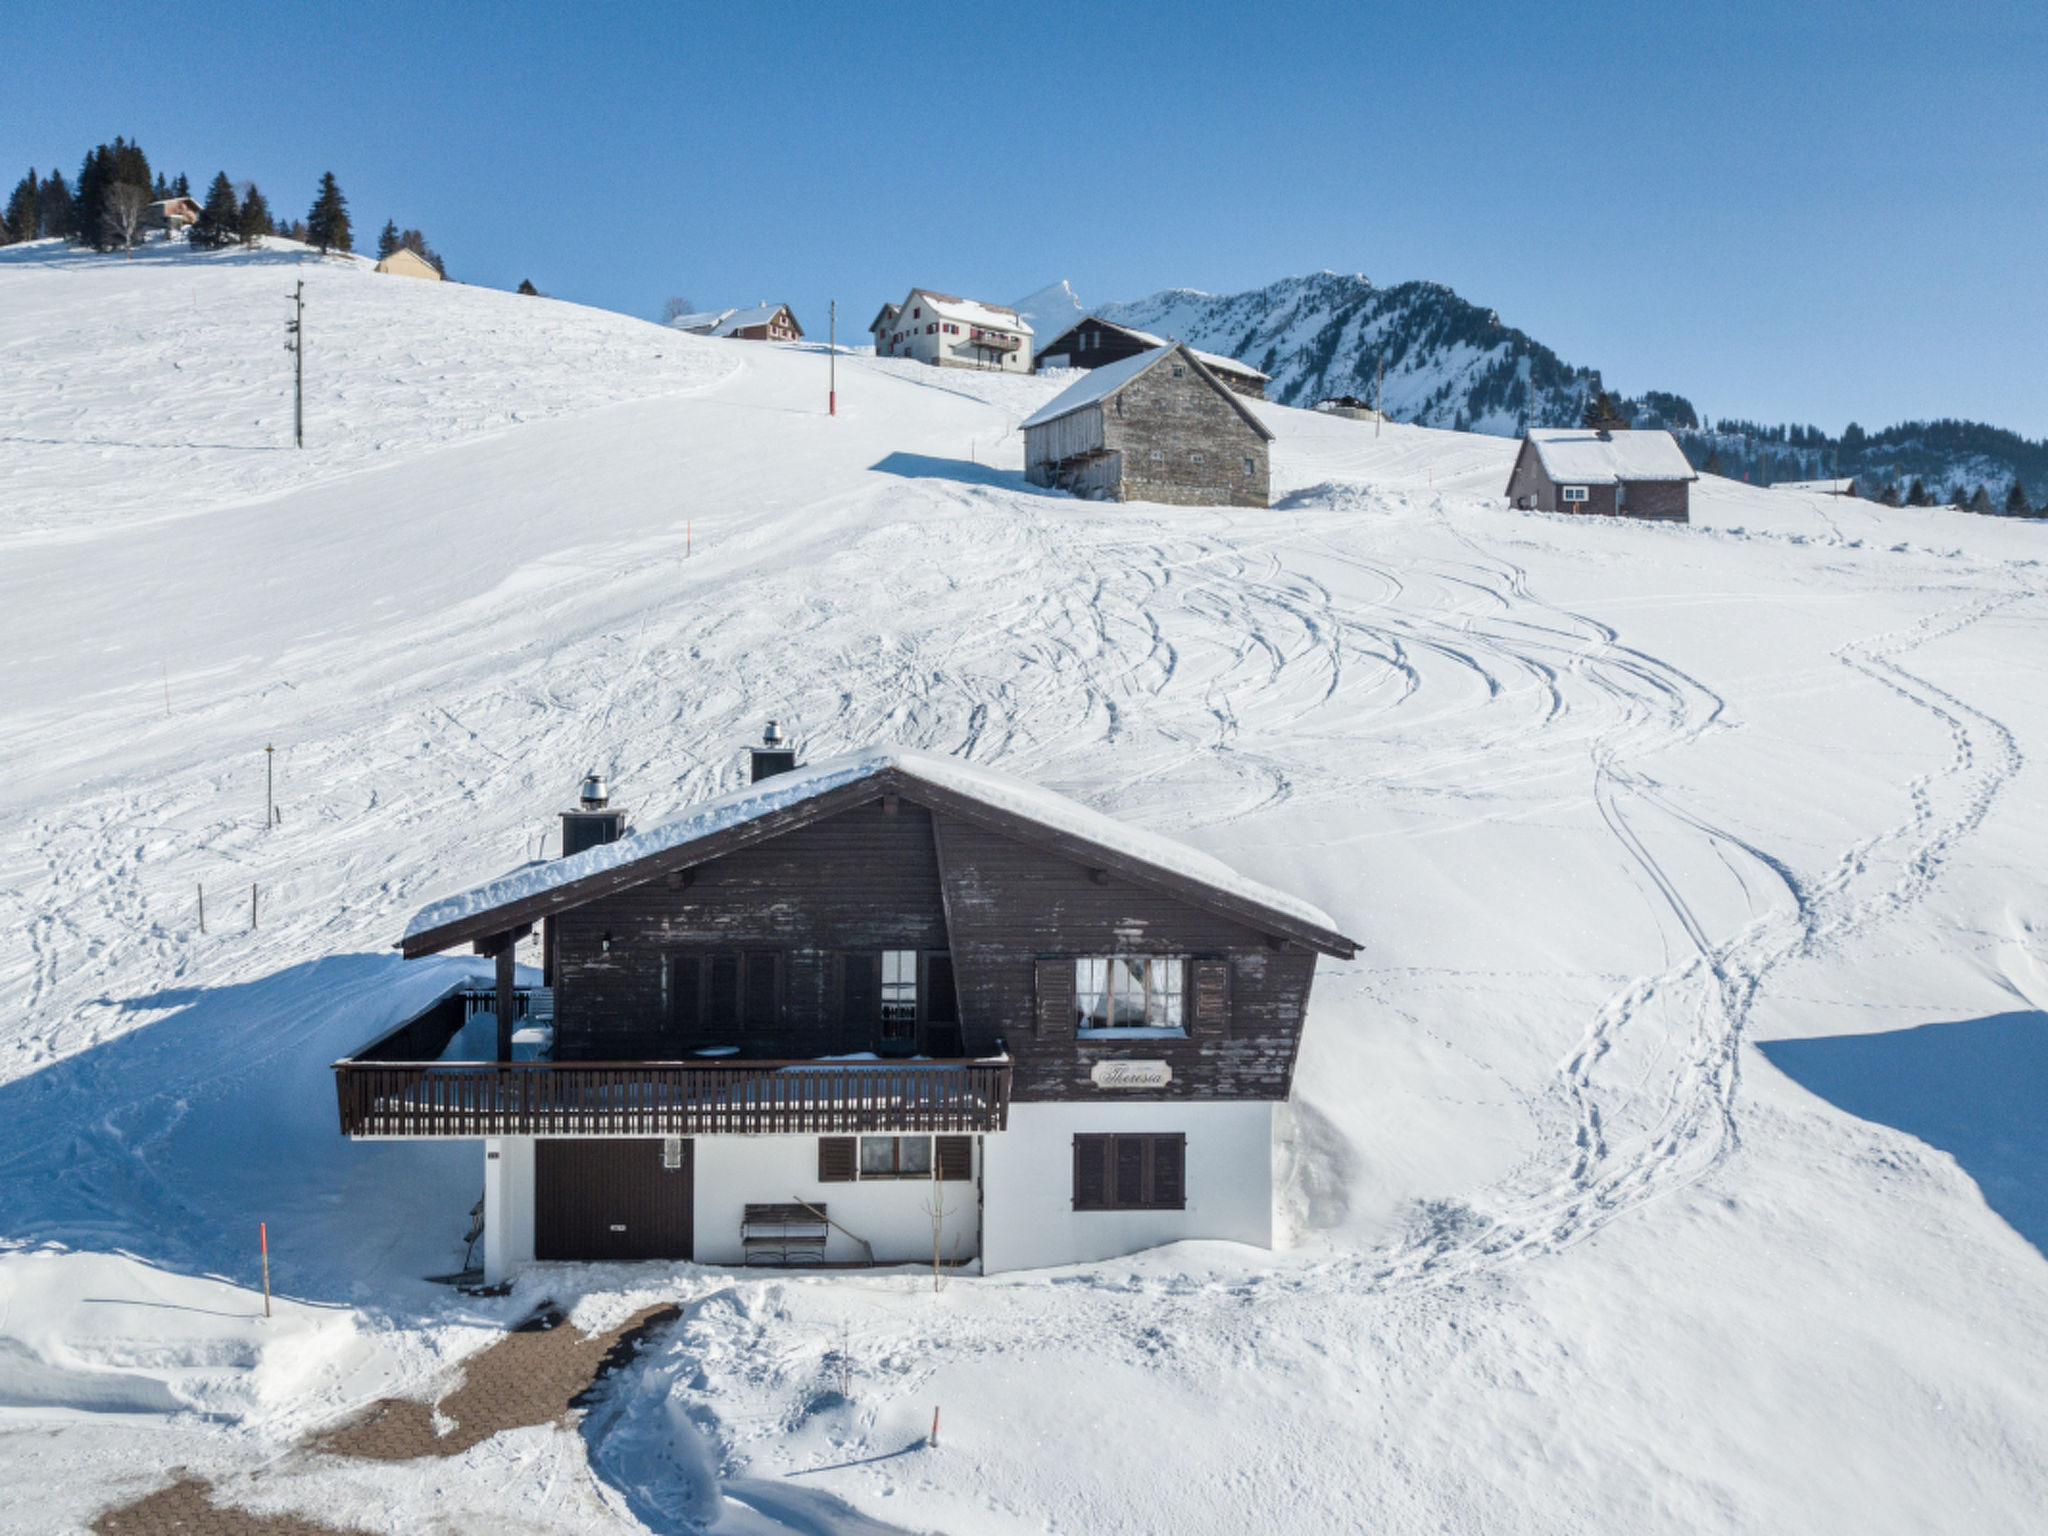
[535,1138,693,1261]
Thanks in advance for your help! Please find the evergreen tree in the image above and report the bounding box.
[1949,483,1971,510]
[151,172,170,201]
[1581,389,1629,430]
[4,171,36,242]
[74,145,111,249]
[237,184,272,245]
[1879,483,1901,506]
[1906,478,1929,507]
[192,171,240,248]
[171,172,189,198]
[305,172,350,253]
[2005,478,2030,515]
[517,278,541,296]
[375,219,400,259]
[1702,448,1724,476]
[38,170,74,239]
[1969,484,1995,515]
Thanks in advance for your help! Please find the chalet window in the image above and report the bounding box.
[1190,452,1204,464]
[1243,457,1255,474]
[820,1135,972,1182]
[1172,366,1185,377]
[1150,449,1165,461]
[1075,957,1185,1032]
[861,1135,931,1178]
[1073,1134,1185,1211]
[671,950,779,1036]
[1561,486,1589,503]
[881,949,918,1039]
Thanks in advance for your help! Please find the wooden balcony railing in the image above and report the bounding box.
[333,1058,1013,1139]
[968,333,1020,351]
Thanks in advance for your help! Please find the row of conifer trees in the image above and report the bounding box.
[1,138,438,273]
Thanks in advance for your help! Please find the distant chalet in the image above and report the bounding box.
[870,288,1034,373]
[374,247,443,281]
[1036,317,1268,400]
[668,304,804,341]
[1023,343,1275,508]
[1506,428,1698,522]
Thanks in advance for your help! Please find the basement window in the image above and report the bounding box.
[861,1135,932,1178]
[1075,957,1186,1034]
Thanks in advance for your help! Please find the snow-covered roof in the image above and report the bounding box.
[402,747,1351,954]
[1019,344,1274,440]
[1525,429,1697,484]
[667,309,736,333]
[712,304,799,337]
[911,290,1034,336]
[1041,318,1268,382]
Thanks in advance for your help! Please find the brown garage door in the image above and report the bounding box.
[535,1138,693,1261]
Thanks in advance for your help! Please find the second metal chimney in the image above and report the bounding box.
[750,721,798,783]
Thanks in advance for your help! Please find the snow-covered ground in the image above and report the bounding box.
[2,240,2045,1534]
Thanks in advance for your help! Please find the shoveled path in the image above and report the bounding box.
[91,1302,681,1535]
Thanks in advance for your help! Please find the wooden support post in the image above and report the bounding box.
[496,939,517,1063]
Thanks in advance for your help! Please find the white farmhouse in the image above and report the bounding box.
[869,288,1034,372]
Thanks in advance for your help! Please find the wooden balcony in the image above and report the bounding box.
[968,333,1020,352]
[334,1056,1013,1139]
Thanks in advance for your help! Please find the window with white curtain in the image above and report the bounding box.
[1074,957,1186,1032]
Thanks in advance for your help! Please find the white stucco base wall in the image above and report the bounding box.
[691,1136,980,1267]
[980,1101,1275,1274]
[483,1136,535,1285]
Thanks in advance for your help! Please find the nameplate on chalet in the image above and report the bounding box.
[1090,1060,1172,1090]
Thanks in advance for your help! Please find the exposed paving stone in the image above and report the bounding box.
[313,1301,680,1460]
[91,1475,355,1536]
[93,1301,682,1531]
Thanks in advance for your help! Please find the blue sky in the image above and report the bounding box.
[8,0,2046,435]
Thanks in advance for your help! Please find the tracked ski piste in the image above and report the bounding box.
[1,245,2044,1534]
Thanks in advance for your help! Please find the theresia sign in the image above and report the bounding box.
[1089,1060,1172,1089]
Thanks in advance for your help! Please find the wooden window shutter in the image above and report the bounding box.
[1073,1134,1108,1209]
[1036,958,1074,1039]
[843,952,878,1026]
[935,1135,972,1182]
[1114,1137,1147,1207]
[671,955,702,1032]
[818,1137,856,1182]
[1151,1134,1186,1210]
[1191,960,1231,1037]
[744,952,779,1030]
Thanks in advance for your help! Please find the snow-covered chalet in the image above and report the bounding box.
[869,288,1033,372]
[335,730,1356,1283]
[1505,427,1698,521]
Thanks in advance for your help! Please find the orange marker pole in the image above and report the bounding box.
[260,1221,272,1318]
[929,1406,940,1448]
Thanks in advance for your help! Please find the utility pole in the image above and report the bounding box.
[829,299,837,416]
[285,280,304,448]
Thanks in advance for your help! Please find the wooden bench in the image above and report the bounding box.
[741,1202,829,1266]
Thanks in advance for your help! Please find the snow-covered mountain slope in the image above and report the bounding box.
[2,244,2047,1535]
[1010,278,1084,341]
[1096,270,1602,428]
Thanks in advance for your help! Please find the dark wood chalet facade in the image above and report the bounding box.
[336,734,1355,1276]
[1022,343,1276,508]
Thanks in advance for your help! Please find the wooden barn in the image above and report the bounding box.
[333,729,1355,1280]
[1505,428,1698,522]
[1036,317,1269,399]
[1022,343,1275,508]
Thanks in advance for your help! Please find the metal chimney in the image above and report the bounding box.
[750,720,798,783]
[561,770,627,856]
